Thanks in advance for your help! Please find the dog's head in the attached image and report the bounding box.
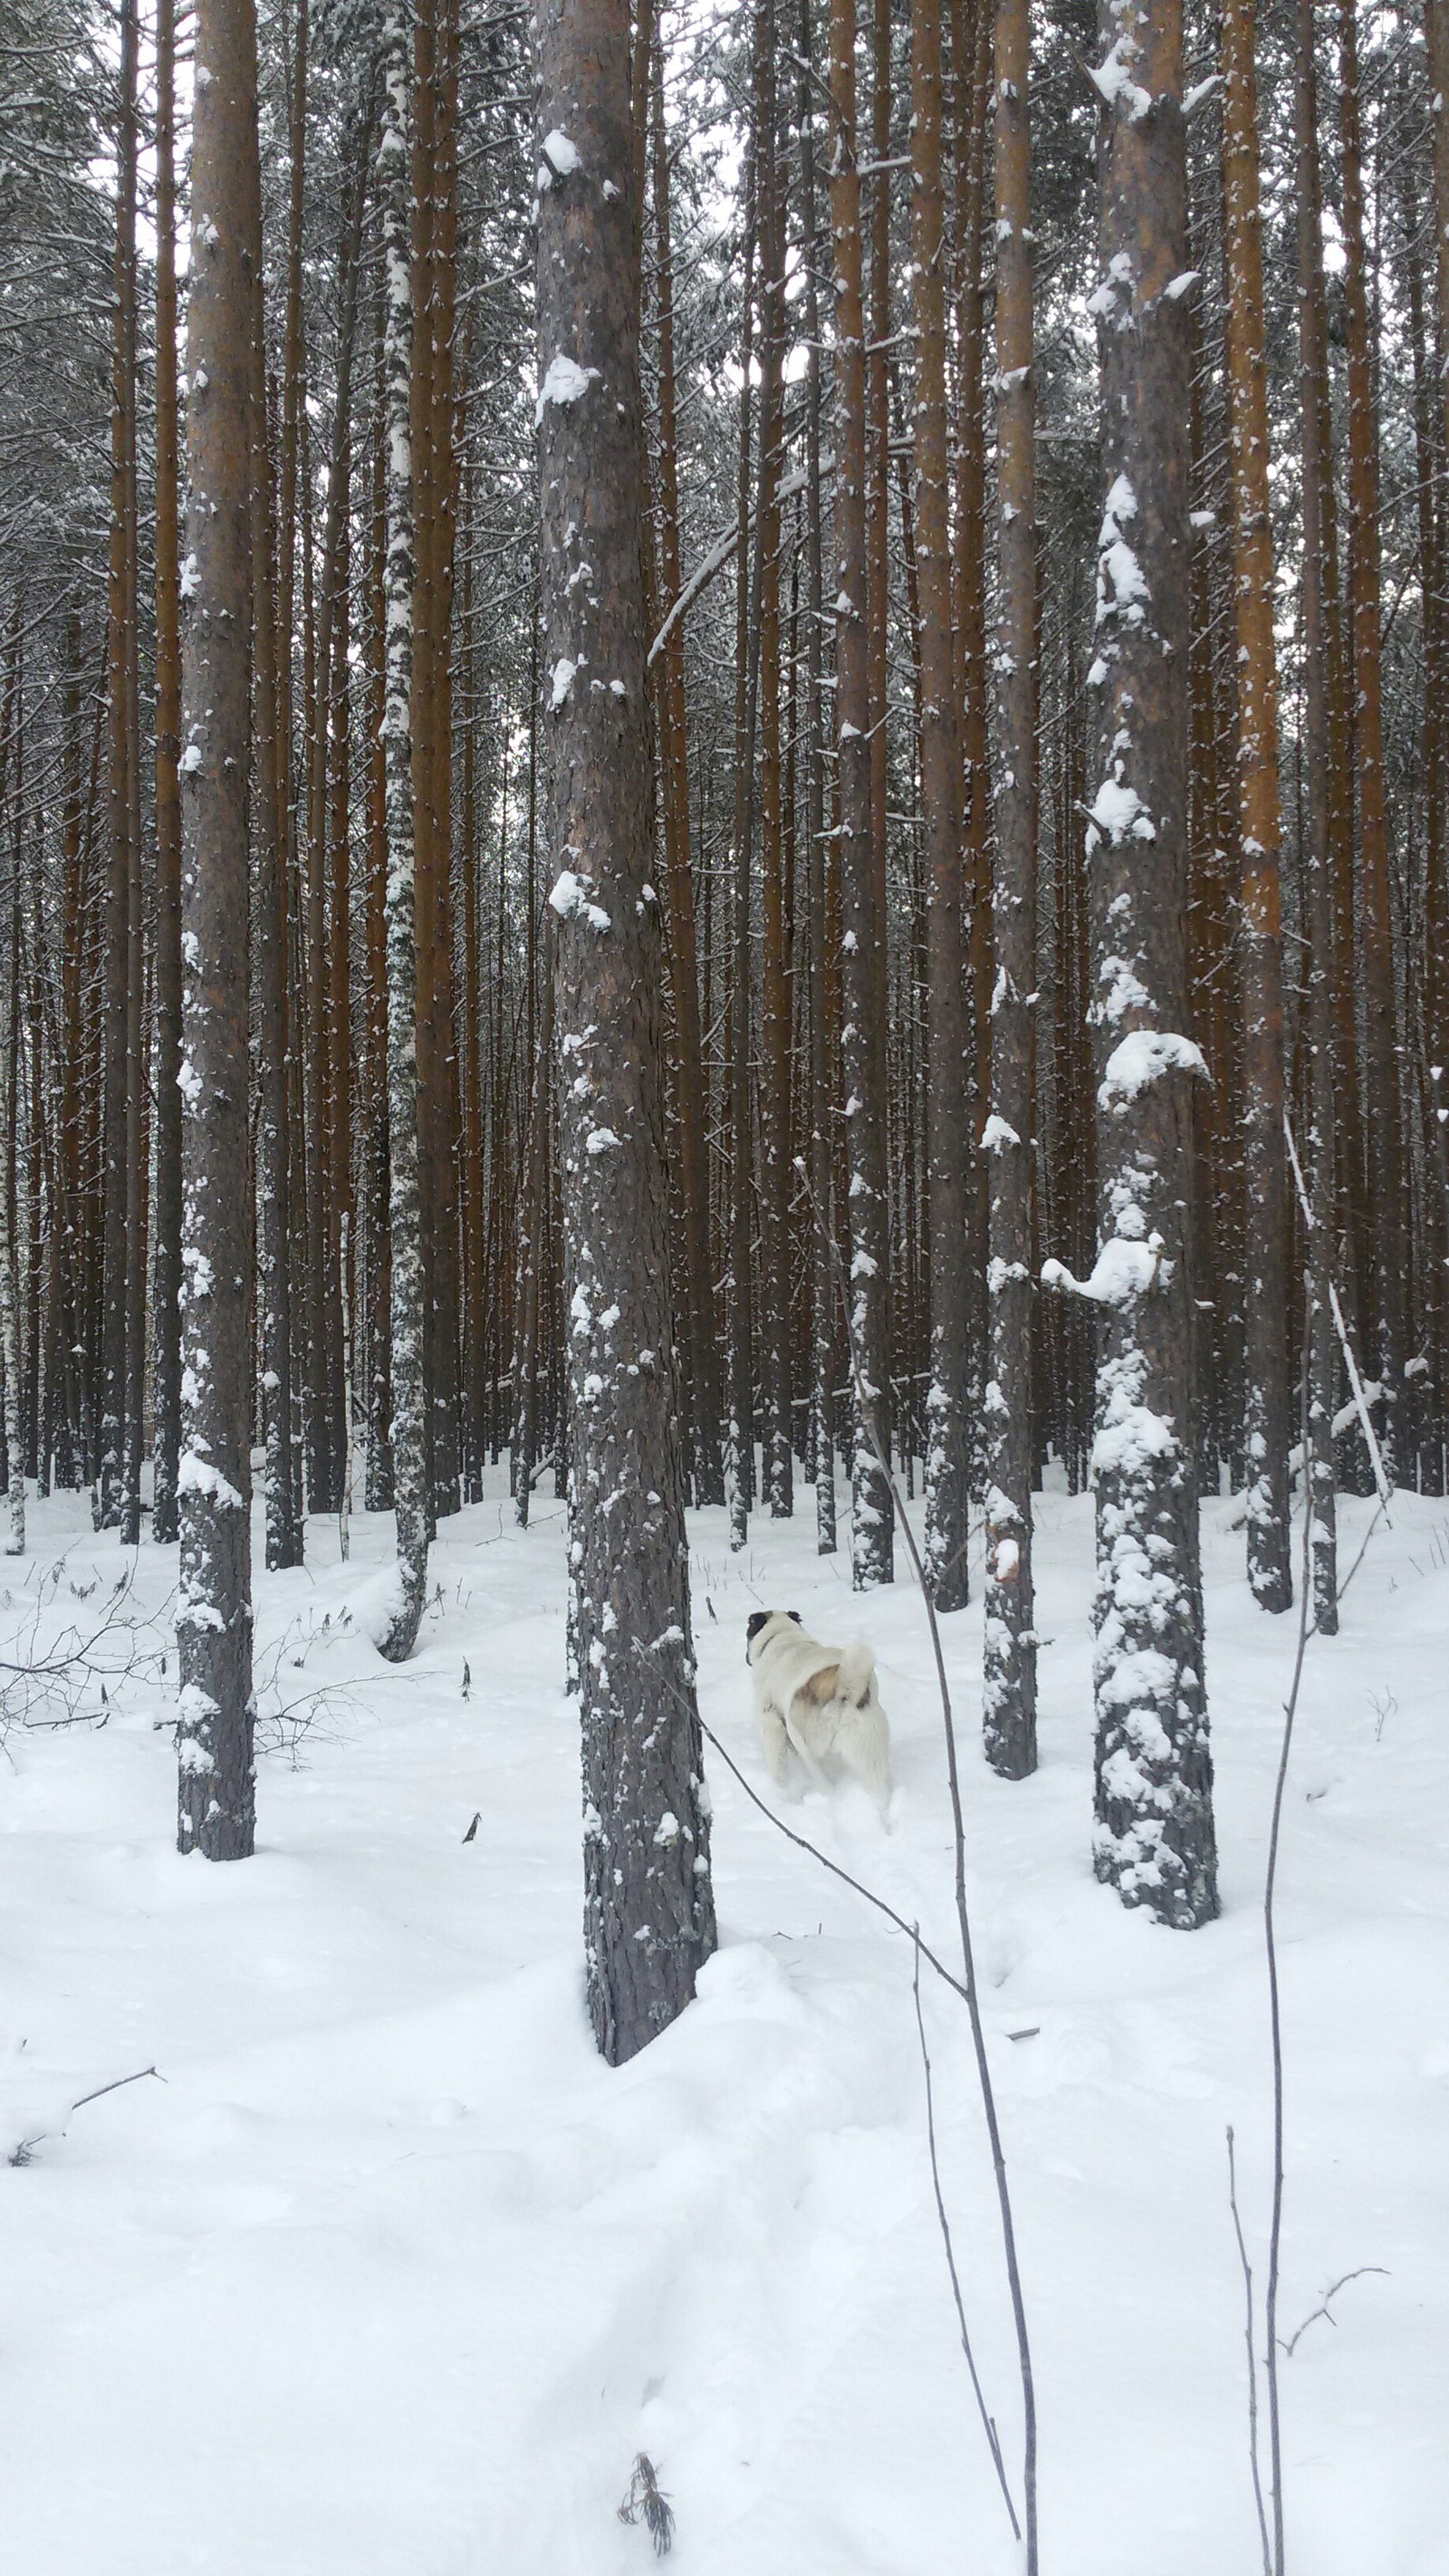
[745,1609,802,1664]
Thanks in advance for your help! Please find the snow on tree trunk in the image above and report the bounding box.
[911,0,970,1617]
[1077,0,1218,1927]
[150,0,182,1551]
[829,0,893,1590]
[535,0,717,2062]
[175,0,259,1861]
[375,4,429,1668]
[982,0,1038,1767]
[0,1074,25,1557]
[1293,0,1339,1635]
[1222,0,1291,1615]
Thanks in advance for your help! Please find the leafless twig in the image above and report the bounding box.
[1226,2125,1272,2576]
[1280,2267,1388,2359]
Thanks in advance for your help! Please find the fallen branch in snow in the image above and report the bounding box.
[796,1157,1038,2575]
[1279,2267,1389,2360]
[616,2453,674,2556]
[9,2063,165,2167]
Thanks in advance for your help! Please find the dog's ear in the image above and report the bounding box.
[745,1610,770,1643]
[787,1610,803,1625]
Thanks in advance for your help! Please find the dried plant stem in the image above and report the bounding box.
[1226,2124,1272,2576]
[797,1157,1039,2576]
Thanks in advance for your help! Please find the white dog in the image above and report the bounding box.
[745,1610,892,1818]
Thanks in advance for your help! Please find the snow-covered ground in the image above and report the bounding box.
[1,1468,1444,2574]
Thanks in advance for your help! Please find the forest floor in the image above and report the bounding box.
[1,1465,1444,2574]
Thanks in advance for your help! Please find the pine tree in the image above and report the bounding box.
[535,0,716,2061]
[983,0,1039,1768]
[175,0,262,1860]
[375,0,429,1665]
[1074,0,1218,1927]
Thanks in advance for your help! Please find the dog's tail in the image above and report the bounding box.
[835,1640,876,1707]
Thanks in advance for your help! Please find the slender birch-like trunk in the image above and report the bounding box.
[176,0,259,1860]
[1072,0,1218,1927]
[983,0,1038,1764]
[376,4,428,1665]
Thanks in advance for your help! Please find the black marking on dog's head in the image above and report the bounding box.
[787,1610,802,1625]
[746,1610,771,1645]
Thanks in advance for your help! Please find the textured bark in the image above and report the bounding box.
[1080,0,1217,1927]
[1294,0,1338,1634]
[1339,0,1406,1473]
[363,337,394,1516]
[304,104,369,1519]
[796,0,836,1556]
[100,0,139,1531]
[1222,0,1291,1610]
[983,0,1038,1767]
[151,0,183,1549]
[1429,0,1449,1077]
[912,0,969,1612]
[755,6,792,1523]
[376,5,429,1664]
[176,0,259,1860]
[952,0,993,1444]
[536,0,716,2062]
[649,47,722,1507]
[830,0,893,1586]
[725,97,758,1552]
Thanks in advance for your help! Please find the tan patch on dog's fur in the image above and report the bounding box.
[794,1663,840,1710]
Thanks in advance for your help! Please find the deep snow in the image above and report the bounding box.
[1,1470,1444,2573]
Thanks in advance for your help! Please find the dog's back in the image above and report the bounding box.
[758,1626,889,1818]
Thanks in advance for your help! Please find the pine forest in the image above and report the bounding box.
[2,0,1447,2566]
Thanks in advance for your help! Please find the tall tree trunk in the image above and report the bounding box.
[376,3,429,1663]
[1339,0,1406,1473]
[648,54,722,1509]
[1079,0,1218,1927]
[100,0,139,1531]
[983,0,1038,1764]
[152,0,183,1547]
[755,0,792,1520]
[912,0,969,1611]
[830,0,893,1585]
[1223,0,1291,1607]
[797,0,837,1555]
[176,0,260,1859]
[1295,0,1339,1631]
[536,0,716,2062]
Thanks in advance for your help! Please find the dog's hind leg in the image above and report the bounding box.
[755,1699,792,1788]
[841,1704,892,1821]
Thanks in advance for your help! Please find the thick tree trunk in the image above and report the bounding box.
[376,4,429,1663]
[176,0,259,1860]
[755,5,792,1523]
[1295,0,1339,1633]
[1077,0,1217,1927]
[1222,0,1291,1609]
[536,0,716,2062]
[983,0,1039,1764]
